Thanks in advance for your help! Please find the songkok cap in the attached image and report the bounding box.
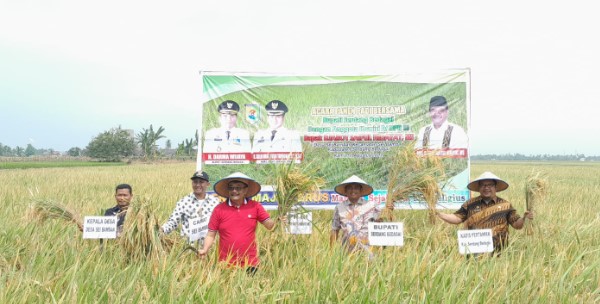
[265,100,288,116]
[213,172,262,198]
[334,175,374,197]
[467,171,509,192]
[190,171,209,182]
[218,100,240,114]
[429,96,448,109]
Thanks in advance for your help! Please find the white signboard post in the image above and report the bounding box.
[188,217,209,242]
[287,211,312,235]
[368,222,404,246]
[457,229,494,254]
[83,216,118,239]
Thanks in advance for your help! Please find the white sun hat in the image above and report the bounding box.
[334,175,374,197]
[213,172,262,198]
[467,171,509,192]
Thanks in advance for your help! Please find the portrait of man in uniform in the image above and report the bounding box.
[203,100,251,153]
[252,100,302,153]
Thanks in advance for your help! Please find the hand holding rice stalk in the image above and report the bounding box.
[266,160,325,232]
[27,199,84,231]
[525,171,548,235]
[381,142,446,224]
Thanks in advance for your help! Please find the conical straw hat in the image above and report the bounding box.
[334,175,374,197]
[213,172,261,198]
[467,171,509,192]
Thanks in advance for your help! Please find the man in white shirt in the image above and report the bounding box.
[252,100,302,153]
[203,100,252,153]
[415,96,468,149]
[161,171,221,243]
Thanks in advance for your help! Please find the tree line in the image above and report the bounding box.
[0,143,57,157]
[84,125,200,161]
[4,128,598,162]
[1,125,199,162]
[471,153,599,161]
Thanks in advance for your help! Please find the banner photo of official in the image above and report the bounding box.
[202,100,252,164]
[252,100,303,163]
[199,71,470,209]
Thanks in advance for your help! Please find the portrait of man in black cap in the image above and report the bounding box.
[415,96,468,149]
[252,100,302,154]
[203,100,252,153]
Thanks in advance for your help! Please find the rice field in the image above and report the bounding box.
[1,161,599,303]
[0,161,124,170]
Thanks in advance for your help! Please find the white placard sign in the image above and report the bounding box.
[457,229,494,254]
[286,211,312,234]
[83,216,118,239]
[188,217,208,242]
[368,222,404,246]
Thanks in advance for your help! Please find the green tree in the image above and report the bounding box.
[165,139,172,149]
[176,142,185,156]
[175,131,198,157]
[184,138,195,156]
[86,127,135,162]
[175,138,195,157]
[67,147,83,157]
[5,146,13,156]
[14,146,24,157]
[136,124,166,159]
[25,144,36,156]
[0,143,11,156]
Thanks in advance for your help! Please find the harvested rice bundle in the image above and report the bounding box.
[381,142,446,223]
[266,161,325,231]
[27,199,83,231]
[525,171,548,235]
[117,198,176,261]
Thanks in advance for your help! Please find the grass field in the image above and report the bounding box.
[1,161,599,302]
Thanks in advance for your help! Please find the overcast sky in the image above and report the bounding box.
[1,0,598,155]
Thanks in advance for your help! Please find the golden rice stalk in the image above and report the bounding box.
[117,198,176,261]
[27,199,83,231]
[266,160,325,231]
[525,171,548,235]
[381,142,446,224]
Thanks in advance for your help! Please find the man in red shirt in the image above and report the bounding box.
[198,172,276,274]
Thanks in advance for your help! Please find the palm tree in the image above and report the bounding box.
[136,125,166,159]
[149,125,166,158]
[184,138,194,156]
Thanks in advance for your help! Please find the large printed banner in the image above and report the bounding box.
[199,71,471,209]
[207,189,469,211]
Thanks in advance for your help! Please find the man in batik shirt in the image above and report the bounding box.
[330,175,382,253]
[437,171,534,252]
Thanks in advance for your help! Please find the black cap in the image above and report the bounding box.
[429,96,448,109]
[217,100,240,114]
[191,171,209,181]
[265,100,288,116]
